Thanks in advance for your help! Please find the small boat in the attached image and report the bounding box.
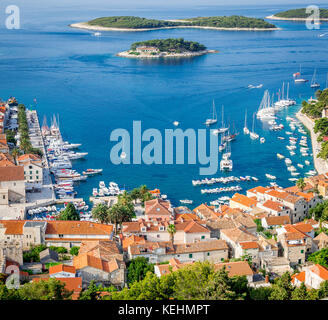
[297,164,304,168]
[99,181,106,188]
[243,110,250,135]
[250,113,259,140]
[305,160,310,165]
[260,137,265,143]
[179,199,193,204]
[294,65,308,83]
[278,137,285,140]
[277,153,285,159]
[83,169,103,176]
[252,177,259,181]
[265,174,276,180]
[93,32,101,36]
[173,121,179,126]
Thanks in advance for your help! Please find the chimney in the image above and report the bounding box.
[265,275,269,283]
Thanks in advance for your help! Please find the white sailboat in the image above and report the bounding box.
[294,64,308,83]
[220,140,233,171]
[257,90,276,120]
[212,105,228,134]
[205,100,218,126]
[243,109,249,134]
[250,113,259,140]
[310,68,320,88]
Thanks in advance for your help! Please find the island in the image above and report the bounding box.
[267,8,328,21]
[117,38,217,59]
[70,15,278,32]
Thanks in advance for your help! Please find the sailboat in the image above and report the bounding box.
[220,140,233,171]
[224,122,238,142]
[212,105,228,134]
[219,132,227,152]
[310,68,320,88]
[294,65,308,83]
[243,110,249,134]
[205,100,218,126]
[250,113,259,140]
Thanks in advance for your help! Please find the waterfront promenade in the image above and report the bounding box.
[296,111,328,175]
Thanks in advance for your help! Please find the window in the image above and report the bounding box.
[298,259,302,264]
[201,235,205,240]
[189,254,193,259]
[59,234,64,238]
[30,171,32,174]
[29,165,32,169]
[221,258,224,261]
[207,252,210,256]
[157,234,160,238]
[301,250,304,253]
[2,195,5,200]
[36,176,39,180]
[36,170,39,174]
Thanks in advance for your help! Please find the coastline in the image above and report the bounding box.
[266,14,328,21]
[69,22,280,32]
[296,110,328,175]
[116,49,217,59]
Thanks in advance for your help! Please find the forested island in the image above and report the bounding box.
[70,15,278,32]
[267,8,328,20]
[117,38,216,59]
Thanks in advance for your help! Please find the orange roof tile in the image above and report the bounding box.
[239,241,259,249]
[309,264,328,281]
[49,264,76,275]
[230,193,257,208]
[0,166,24,181]
[214,261,253,277]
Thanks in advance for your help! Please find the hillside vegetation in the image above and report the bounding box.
[130,38,206,53]
[87,15,276,29]
[274,8,328,19]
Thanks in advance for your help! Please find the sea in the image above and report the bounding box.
[0,1,328,207]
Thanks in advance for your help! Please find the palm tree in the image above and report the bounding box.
[118,191,133,207]
[11,148,20,165]
[167,224,176,244]
[296,178,306,192]
[109,203,134,234]
[91,203,110,224]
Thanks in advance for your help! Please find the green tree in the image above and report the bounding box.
[269,272,294,300]
[79,280,102,300]
[108,203,134,234]
[292,282,308,300]
[70,246,80,256]
[18,278,73,300]
[296,178,306,192]
[91,203,110,223]
[308,248,328,268]
[167,224,176,243]
[127,257,154,284]
[57,203,79,221]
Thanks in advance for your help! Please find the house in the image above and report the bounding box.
[0,221,46,250]
[247,186,271,202]
[304,173,328,197]
[73,240,125,288]
[205,217,236,239]
[0,240,23,269]
[229,193,257,211]
[0,220,114,250]
[193,203,219,220]
[39,248,59,264]
[257,236,279,262]
[220,227,258,259]
[261,256,292,275]
[293,264,328,289]
[49,264,76,278]
[258,200,290,217]
[214,261,254,283]
[33,277,82,300]
[263,189,308,223]
[45,221,114,248]
[0,134,9,153]
[0,166,25,205]
[313,232,328,250]
[277,231,307,266]
[121,234,146,252]
[0,153,15,167]
[261,215,291,229]
[136,46,160,53]
[144,199,173,220]
[154,258,193,277]
[17,154,43,188]
[122,218,211,244]
[128,239,229,264]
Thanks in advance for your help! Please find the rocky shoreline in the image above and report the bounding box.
[117,49,217,59]
[266,14,328,21]
[296,110,328,175]
[70,22,280,32]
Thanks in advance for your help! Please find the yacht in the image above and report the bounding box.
[260,137,265,143]
[83,169,103,176]
[310,68,320,88]
[265,174,276,180]
[220,142,233,171]
[243,109,249,134]
[294,65,308,83]
[250,113,259,140]
[179,200,193,204]
[277,153,285,159]
[205,100,218,126]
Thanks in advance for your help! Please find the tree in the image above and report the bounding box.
[167,224,176,244]
[91,203,110,223]
[57,203,79,221]
[18,278,73,300]
[70,246,80,256]
[11,148,20,164]
[79,281,102,300]
[269,272,294,300]
[296,178,306,192]
[108,203,134,234]
[127,257,154,284]
[308,248,328,268]
[292,282,308,300]
[318,280,328,299]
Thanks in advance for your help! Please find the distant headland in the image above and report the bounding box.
[70,15,279,32]
[267,8,328,21]
[117,38,218,59]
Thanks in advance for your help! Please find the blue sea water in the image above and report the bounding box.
[0,1,328,207]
